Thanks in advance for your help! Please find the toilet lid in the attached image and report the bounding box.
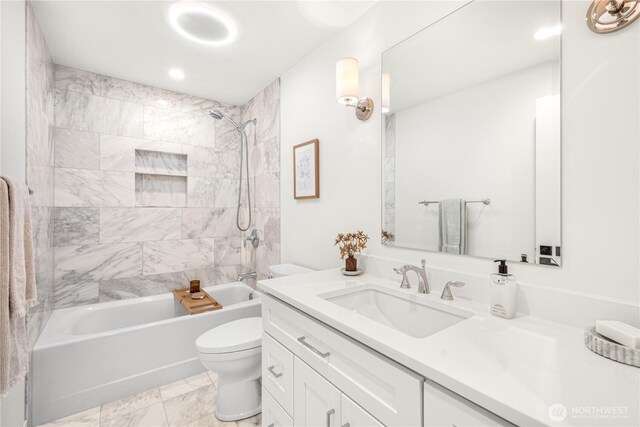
[196,317,262,354]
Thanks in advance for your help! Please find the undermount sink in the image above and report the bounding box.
[321,285,472,338]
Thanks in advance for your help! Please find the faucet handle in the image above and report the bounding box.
[421,259,426,270]
[441,281,465,301]
[394,268,411,289]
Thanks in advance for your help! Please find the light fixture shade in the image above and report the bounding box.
[381,73,391,113]
[336,57,359,106]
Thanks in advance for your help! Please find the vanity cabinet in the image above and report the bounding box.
[262,332,295,415]
[262,295,422,427]
[293,357,342,427]
[262,387,294,427]
[423,380,514,427]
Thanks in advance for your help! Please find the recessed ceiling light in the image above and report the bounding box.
[168,68,185,80]
[168,1,238,46]
[533,24,562,41]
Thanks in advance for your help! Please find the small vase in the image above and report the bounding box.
[345,256,357,272]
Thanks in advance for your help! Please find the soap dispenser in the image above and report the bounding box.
[490,260,517,319]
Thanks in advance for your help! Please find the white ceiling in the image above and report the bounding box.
[383,0,561,112]
[32,1,376,106]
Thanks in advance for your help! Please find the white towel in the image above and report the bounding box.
[0,176,37,395]
[439,199,467,254]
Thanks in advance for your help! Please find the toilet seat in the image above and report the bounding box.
[196,317,262,354]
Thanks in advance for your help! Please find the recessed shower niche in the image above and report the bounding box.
[134,149,188,207]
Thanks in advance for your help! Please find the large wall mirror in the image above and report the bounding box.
[381,0,561,266]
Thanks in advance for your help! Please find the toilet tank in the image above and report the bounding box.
[268,263,314,278]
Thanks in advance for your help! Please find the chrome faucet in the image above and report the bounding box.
[440,281,465,301]
[244,229,260,248]
[394,259,430,294]
[237,272,257,282]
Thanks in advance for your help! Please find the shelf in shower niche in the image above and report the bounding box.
[135,149,187,177]
[135,173,187,207]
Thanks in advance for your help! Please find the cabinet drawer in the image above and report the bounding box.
[262,332,294,416]
[262,388,294,427]
[263,295,423,427]
[424,380,514,427]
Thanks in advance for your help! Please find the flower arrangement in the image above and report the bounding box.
[381,230,395,244]
[334,231,369,271]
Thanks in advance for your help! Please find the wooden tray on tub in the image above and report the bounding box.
[173,288,223,315]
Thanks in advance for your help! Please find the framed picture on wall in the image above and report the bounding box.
[293,139,319,199]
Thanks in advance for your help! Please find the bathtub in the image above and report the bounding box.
[31,282,261,425]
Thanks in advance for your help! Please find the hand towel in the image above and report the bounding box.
[0,176,37,396]
[438,199,467,254]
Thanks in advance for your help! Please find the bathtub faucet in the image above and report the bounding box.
[237,272,257,282]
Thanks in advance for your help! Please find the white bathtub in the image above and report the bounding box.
[31,282,261,425]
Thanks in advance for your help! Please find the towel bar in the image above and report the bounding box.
[418,198,490,207]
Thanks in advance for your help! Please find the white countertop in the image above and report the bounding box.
[258,269,640,427]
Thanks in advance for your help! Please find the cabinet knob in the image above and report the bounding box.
[341,423,351,427]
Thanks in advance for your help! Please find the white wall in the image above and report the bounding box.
[1,0,26,182]
[393,62,558,261]
[0,1,27,426]
[280,0,639,308]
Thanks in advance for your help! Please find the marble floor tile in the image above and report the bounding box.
[36,405,100,427]
[100,402,168,427]
[207,371,218,384]
[236,414,261,427]
[159,372,212,401]
[188,414,237,427]
[100,388,162,421]
[163,385,217,427]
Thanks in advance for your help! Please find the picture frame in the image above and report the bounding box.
[293,139,319,199]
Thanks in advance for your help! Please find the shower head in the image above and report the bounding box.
[209,109,224,120]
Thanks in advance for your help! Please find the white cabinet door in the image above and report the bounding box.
[294,357,342,427]
[424,380,514,427]
[340,394,384,427]
[262,332,295,416]
[262,388,294,427]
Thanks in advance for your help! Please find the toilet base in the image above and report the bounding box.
[215,378,262,421]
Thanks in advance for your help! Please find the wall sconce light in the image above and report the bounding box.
[381,73,391,114]
[336,57,374,121]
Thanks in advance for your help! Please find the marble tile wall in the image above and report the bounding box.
[243,79,281,279]
[25,1,55,348]
[51,65,279,308]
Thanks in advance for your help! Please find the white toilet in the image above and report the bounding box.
[196,317,263,421]
[196,264,314,421]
